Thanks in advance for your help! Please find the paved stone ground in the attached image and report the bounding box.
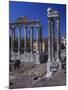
[9,63,47,89]
[31,70,66,87]
[9,63,66,89]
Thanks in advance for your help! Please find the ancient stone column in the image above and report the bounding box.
[37,27,40,53]
[46,7,61,78]
[46,17,52,78]
[11,29,15,60]
[29,26,34,63]
[18,27,21,60]
[39,26,42,53]
[11,30,14,52]
[30,26,33,53]
[24,26,27,53]
[51,18,55,62]
[56,17,61,70]
[34,26,40,64]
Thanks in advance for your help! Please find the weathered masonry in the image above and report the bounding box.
[46,8,61,78]
[9,8,62,78]
[10,17,42,64]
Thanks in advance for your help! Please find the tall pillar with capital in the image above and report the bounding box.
[56,17,61,70]
[46,7,62,78]
[46,17,52,78]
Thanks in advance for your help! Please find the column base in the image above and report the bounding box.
[36,50,39,54]
[17,52,20,60]
[47,59,52,72]
[51,60,58,72]
[46,71,52,78]
[56,58,62,71]
[35,53,40,64]
[24,53,30,62]
[21,53,28,63]
[46,59,52,78]
[11,51,15,61]
[30,52,35,63]
[24,52,26,54]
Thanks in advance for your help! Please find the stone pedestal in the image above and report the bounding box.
[29,53,35,64]
[17,52,20,60]
[56,60,62,71]
[11,51,15,61]
[35,53,40,64]
[46,61,52,78]
[51,61,58,72]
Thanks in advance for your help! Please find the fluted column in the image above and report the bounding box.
[48,18,52,62]
[11,30,14,52]
[18,27,21,59]
[51,18,55,61]
[24,26,27,53]
[11,28,15,60]
[36,27,40,53]
[46,18,52,78]
[30,26,33,53]
[39,26,42,53]
[56,17,61,70]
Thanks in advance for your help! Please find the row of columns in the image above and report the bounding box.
[46,8,61,78]
[24,26,42,54]
[10,25,42,60]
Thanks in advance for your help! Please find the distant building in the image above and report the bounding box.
[33,39,48,53]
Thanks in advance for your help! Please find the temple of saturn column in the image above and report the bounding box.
[46,8,62,78]
[10,16,42,64]
[10,8,62,77]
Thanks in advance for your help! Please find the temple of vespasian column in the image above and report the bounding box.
[10,16,42,64]
[46,8,62,78]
